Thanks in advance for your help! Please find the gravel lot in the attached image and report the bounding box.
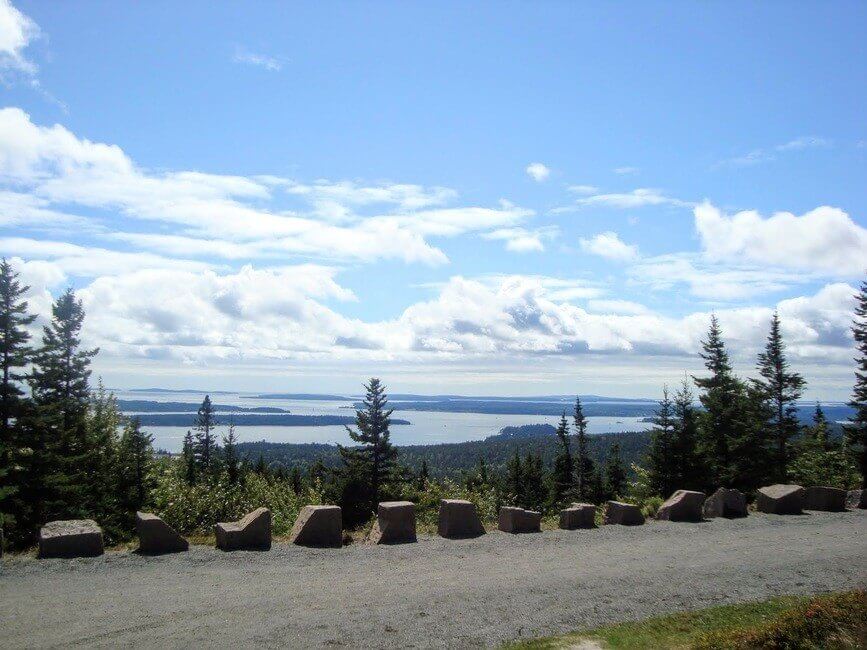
[1,510,865,649]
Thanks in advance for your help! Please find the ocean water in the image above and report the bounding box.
[114,390,653,453]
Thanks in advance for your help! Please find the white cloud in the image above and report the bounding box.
[613,166,638,175]
[553,187,691,212]
[587,299,650,315]
[567,184,599,195]
[718,136,830,167]
[694,201,867,276]
[0,0,38,74]
[580,231,639,262]
[776,136,830,152]
[525,162,550,182]
[482,227,556,253]
[232,47,283,71]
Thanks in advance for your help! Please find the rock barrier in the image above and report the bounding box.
[803,486,846,512]
[369,501,416,544]
[756,484,805,515]
[559,503,596,529]
[289,505,343,548]
[39,519,104,558]
[438,499,485,538]
[703,487,748,518]
[498,506,541,533]
[215,507,272,551]
[603,501,645,526]
[136,512,189,554]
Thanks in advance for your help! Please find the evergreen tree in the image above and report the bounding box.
[290,466,303,494]
[417,459,430,489]
[116,417,154,515]
[338,378,398,524]
[309,457,327,484]
[254,452,268,475]
[506,449,523,503]
[846,279,867,487]
[181,430,196,485]
[753,311,805,480]
[192,395,217,473]
[521,452,547,511]
[603,442,627,500]
[86,382,122,532]
[573,396,595,501]
[672,379,706,491]
[0,258,35,449]
[222,422,240,485]
[646,386,677,497]
[28,288,97,521]
[550,412,574,505]
[811,403,830,449]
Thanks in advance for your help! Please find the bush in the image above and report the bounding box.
[693,590,867,650]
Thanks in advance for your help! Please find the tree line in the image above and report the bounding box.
[1,256,866,549]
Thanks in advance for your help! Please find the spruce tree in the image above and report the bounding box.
[506,449,523,503]
[811,403,830,449]
[116,417,154,514]
[753,311,805,480]
[521,451,547,511]
[417,459,430,489]
[290,466,303,494]
[192,395,217,473]
[603,442,626,500]
[573,396,595,501]
[86,382,122,533]
[0,259,35,448]
[672,379,706,491]
[181,431,196,485]
[646,386,676,497]
[223,422,240,485]
[339,378,398,523]
[846,279,867,487]
[550,412,574,504]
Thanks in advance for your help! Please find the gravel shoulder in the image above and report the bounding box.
[1,510,866,649]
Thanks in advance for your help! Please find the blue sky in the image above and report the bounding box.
[1,1,866,398]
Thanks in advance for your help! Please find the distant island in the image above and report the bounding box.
[117,400,290,414]
[251,393,354,401]
[129,414,412,427]
[487,423,557,440]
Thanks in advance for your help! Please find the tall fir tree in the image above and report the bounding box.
[28,288,97,522]
[417,458,430,489]
[846,279,867,487]
[573,396,595,501]
[646,386,677,497]
[671,378,706,492]
[116,417,154,515]
[811,403,830,449]
[338,378,398,525]
[603,442,627,500]
[181,430,196,485]
[550,412,574,505]
[521,451,547,512]
[85,382,122,534]
[753,311,805,481]
[0,259,35,449]
[222,422,240,485]
[506,449,524,503]
[192,395,217,474]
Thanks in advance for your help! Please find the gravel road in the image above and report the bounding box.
[2,510,865,649]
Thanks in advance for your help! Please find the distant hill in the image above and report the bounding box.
[357,400,658,417]
[133,414,411,427]
[251,393,353,401]
[126,388,238,395]
[117,400,289,414]
[489,424,557,440]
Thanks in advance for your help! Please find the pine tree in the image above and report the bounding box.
[338,378,398,523]
[28,288,98,521]
[181,431,196,485]
[672,378,706,491]
[506,449,523,503]
[646,386,677,497]
[753,311,805,481]
[290,466,303,494]
[550,412,574,505]
[573,396,595,501]
[603,442,627,500]
[417,459,430,489]
[222,422,240,485]
[0,259,35,449]
[116,417,154,514]
[521,452,547,511]
[192,395,217,474]
[85,382,122,533]
[254,453,267,475]
[846,279,867,487]
[811,403,830,449]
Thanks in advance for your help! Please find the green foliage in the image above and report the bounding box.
[847,279,867,487]
[573,396,596,501]
[603,441,627,500]
[549,412,573,506]
[647,386,677,497]
[192,395,218,474]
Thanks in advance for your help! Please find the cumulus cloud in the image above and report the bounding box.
[482,227,555,253]
[232,47,283,71]
[613,166,638,175]
[694,201,867,276]
[552,187,691,213]
[0,0,38,74]
[580,232,639,262]
[567,184,599,195]
[525,162,550,182]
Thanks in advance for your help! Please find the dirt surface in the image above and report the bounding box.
[2,510,865,649]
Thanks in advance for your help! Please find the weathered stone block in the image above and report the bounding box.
[846,489,867,510]
[498,506,541,533]
[756,484,805,515]
[369,501,416,544]
[656,490,706,522]
[289,505,342,548]
[803,486,846,512]
[136,511,188,554]
[559,503,596,529]
[215,507,271,551]
[603,501,645,526]
[437,499,486,538]
[39,520,104,558]
[702,487,747,518]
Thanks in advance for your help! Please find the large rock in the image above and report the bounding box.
[39,519,104,558]
[215,507,271,551]
[559,503,597,529]
[603,501,645,526]
[437,499,486,539]
[803,486,846,512]
[498,506,541,534]
[656,490,706,522]
[756,484,805,515]
[136,512,188,554]
[703,487,748,518]
[369,501,416,544]
[289,505,342,548]
[846,489,867,510]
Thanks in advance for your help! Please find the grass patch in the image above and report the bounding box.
[508,591,866,649]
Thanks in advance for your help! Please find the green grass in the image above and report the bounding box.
[507,591,866,649]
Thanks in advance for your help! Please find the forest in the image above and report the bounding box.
[1,256,866,549]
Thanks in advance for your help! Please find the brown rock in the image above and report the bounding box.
[846,489,867,510]
[498,506,541,533]
[215,507,271,551]
[39,520,104,558]
[756,484,805,515]
[289,505,342,548]
[559,503,596,529]
[437,499,486,538]
[603,501,645,526]
[136,512,188,554]
[656,490,706,522]
[803,486,846,512]
[703,487,748,518]
[368,501,416,544]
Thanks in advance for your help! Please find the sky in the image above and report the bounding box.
[1,1,866,398]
